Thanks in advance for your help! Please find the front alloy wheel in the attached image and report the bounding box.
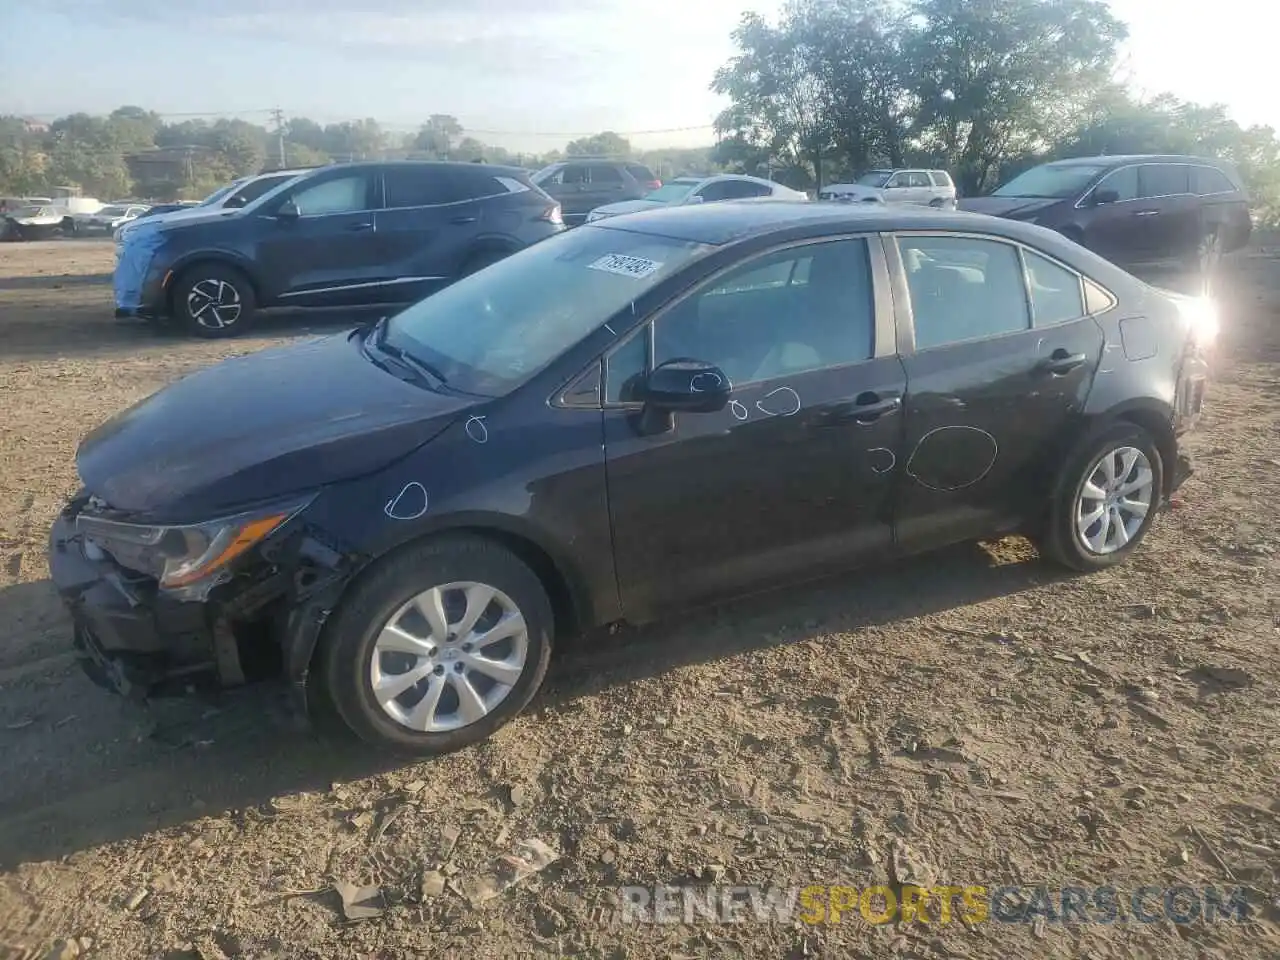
[318,535,553,754]
[187,278,242,330]
[173,264,257,338]
[370,582,529,733]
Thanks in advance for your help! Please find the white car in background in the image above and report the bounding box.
[586,174,807,222]
[819,169,957,208]
[75,203,150,234]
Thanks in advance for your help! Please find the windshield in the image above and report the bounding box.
[98,205,127,217]
[642,181,699,203]
[857,171,892,187]
[992,163,1110,199]
[383,227,711,396]
[198,182,242,207]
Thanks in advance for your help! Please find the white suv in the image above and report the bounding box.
[819,169,957,208]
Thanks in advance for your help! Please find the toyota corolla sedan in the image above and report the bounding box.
[50,202,1214,755]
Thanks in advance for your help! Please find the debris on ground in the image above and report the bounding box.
[333,881,385,921]
[453,838,560,907]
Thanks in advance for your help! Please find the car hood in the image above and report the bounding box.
[958,196,1063,219]
[77,331,476,520]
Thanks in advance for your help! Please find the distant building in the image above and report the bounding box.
[22,117,50,134]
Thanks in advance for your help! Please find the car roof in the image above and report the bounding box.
[1044,154,1229,167]
[298,159,531,179]
[591,198,1020,246]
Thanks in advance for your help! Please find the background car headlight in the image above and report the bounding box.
[76,495,312,590]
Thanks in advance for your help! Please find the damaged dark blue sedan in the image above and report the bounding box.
[49,201,1214,754]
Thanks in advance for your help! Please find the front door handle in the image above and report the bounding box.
[1133,210,1160,217]
[1035,349,1088,375]
[819,393,903,426]
[347,222,375,232]
[449,215,478,225]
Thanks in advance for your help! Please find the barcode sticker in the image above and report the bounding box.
[587,253,664,279]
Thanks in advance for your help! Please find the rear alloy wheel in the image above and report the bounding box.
[318,536,553,755]
[1039,423,1164,571]
[173,264,256,338]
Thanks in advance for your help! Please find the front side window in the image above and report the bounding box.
[384,225,710,396]
[646,239,876,386]
[1024,250,1085,326]
[899,235,1030,349]
[289,175,372,216]
[643,181,699,203]
[1091,166,1138,204]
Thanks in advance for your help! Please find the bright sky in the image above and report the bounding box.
[0,0,1269,151]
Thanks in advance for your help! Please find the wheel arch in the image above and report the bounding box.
[166,252,265,316]
[1086,399,1178,497]
[459,235,521,270]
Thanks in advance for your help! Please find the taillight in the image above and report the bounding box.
[645,180,662,190]
[539,204,563,225]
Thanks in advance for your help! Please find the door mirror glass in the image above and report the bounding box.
[1092,188,1120,206]
[275,198,300,219]
[637,358,730,413]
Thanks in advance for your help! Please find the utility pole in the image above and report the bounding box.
[270,107,286,169]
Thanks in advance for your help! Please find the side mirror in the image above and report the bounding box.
[1092,189,1119,206]
[638,358,731,413]
[275,199,300,219]
[687,194,705,204]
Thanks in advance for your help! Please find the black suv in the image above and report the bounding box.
[961,155,1251,287]
[531,158,660,226]
[113,161,565,337]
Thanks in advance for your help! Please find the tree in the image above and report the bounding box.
[564,131,632,157]
[907,0,1127,193]
[413,114,463,158]
[324,119,385,160]
[711,9,837,188]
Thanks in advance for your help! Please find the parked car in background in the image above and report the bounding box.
[59,201,1213,754]
[75,203,151,234]
[114,160,564,337]
[820,169,957,208]
[117,170,315,241]
[49,196,105,234]
[960,155,1251,290]
[135,201,200,220]
[2,204,66,240]
[532,158,661,226]
[585,174,806,222]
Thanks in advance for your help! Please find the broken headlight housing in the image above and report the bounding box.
[76,494,314,593]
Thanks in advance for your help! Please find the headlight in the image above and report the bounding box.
[76,495,312,593]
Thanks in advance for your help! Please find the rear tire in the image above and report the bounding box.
[1038,422,1164,572]
[172,263,256,338]
[316,535,554,755]
[1190,227,1223,296]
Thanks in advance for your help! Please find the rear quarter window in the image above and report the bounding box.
[930,171,954,188]
[1192,166,1236,196]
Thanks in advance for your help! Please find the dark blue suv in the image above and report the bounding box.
[114,161,565,337]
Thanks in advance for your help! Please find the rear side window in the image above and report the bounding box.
[906,172,932,188]
[1023,250,1085,326]
[899,236,1030,349]
[1192,166,1235,196]
[384,167,470,207]
[590,165,624,185]
[930,171,953,188]
[1138,164,1189,199]
[560,165,588,185]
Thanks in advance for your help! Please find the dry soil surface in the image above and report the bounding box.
[0,239,1277,960]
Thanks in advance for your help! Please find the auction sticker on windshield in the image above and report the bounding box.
[588,253,665,279]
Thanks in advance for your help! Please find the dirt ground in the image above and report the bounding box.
[0,238,1276,960]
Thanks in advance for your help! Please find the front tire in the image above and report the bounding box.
[316,535,554,755]
[172,263,256,338]
[1039,423,1164,572]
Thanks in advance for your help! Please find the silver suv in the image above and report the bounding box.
[819,169,957,208]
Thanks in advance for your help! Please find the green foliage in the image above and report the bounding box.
[565,131,632,157]
[713,0,1280,221]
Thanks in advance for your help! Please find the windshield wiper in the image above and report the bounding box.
[369,316,450,386]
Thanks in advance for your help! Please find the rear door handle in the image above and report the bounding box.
[449,215,478,225]
[819,394,902,426]
[347,222,375,232]
[1035,349,1088,375]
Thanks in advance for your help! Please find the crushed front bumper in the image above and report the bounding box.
[48,513,219,697]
